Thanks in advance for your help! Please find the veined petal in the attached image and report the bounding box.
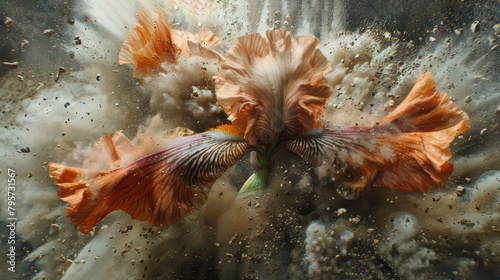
[49,126,252,233]
[282,72,470,199]
[119,8,221,81]
[215,29,332,149]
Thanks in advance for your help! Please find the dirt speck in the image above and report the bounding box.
[471,21,480,33]
[5,17,14,26]
[3,62,19,69]
[43,29,56,37]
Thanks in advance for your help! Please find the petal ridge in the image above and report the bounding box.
[215,29,332,149]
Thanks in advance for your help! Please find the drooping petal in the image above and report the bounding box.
[282,72,470,199]
[49,126,252,233]
[215,29,332,149]
[119,8,221,81]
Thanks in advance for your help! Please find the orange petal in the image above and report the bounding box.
[282,72,470,199]
[49,128,252,233]
[119,8,221,82]
[215,29,332,149]
[118,9,178,81]
[118,9,155,66]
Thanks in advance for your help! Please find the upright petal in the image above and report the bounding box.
[119,8,221,81]
[282,72,470,199]
[215,29,332,149]
[118,9,178,81]
[49,126,252,233]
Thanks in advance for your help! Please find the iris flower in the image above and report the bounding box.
[49,9,470,234]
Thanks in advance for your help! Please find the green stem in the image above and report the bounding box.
[239,151,271,193]
[239,169,269,193]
